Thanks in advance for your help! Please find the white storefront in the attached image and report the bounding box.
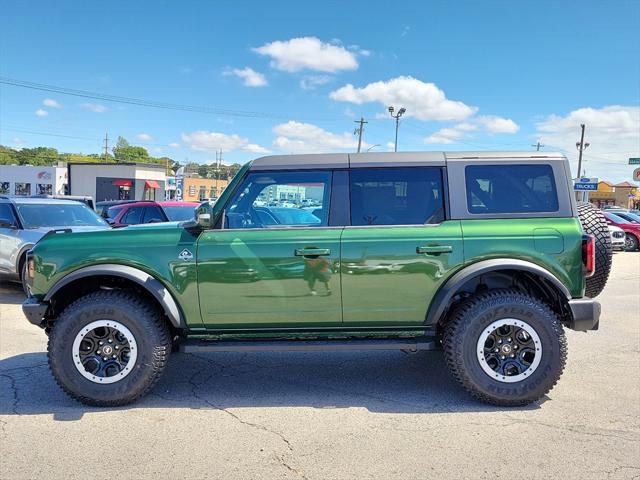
[68,162,166,202]
[0,165,68,196]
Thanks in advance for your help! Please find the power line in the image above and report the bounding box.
[1,126,101,141]
[0,76,330,121]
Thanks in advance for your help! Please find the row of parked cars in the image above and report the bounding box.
[602,207,640,251]
[0,195,199,292]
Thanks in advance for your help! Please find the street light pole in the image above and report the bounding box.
[388,106,406,152]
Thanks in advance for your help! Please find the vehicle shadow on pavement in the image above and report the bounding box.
[0,349,544,421]
[0,282,25,305]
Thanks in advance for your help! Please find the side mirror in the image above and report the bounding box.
[195,202,213,229]
[0,219,16,229]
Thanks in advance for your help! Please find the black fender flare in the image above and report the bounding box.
[44,264,185,329]
[425,259,572,325]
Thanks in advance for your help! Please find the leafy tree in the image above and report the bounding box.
[112,136,150,163]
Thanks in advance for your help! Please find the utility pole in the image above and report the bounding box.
[103,132,109,162]
[388,106,406,152]
[576,124,590,178]
[353,117,367,153]
[532,141,544,151]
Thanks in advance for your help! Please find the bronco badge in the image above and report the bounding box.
[178,248,193,261]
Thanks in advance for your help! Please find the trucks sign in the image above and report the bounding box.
[574,177,599,191]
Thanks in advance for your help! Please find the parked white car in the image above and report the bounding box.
[608,225,626,250]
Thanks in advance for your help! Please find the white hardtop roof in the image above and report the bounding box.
[250,151,566,170]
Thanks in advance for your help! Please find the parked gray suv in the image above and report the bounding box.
[0,196,109,293]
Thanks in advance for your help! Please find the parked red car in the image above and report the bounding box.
[105,201,200,227]
[603,211,640,251]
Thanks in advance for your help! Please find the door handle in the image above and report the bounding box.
[416,245,453,255]
[295,248,331,257]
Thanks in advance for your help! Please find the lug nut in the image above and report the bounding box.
[498,340,502,344]
[501,355,505,359]
[115,346,119,350]
[99,341,104,345]
[112,355,116,359]
[108,339,113,343]
[494,348,499,353]
[507,338,512,342]
[510,354,515,358]
[103,357,108,361]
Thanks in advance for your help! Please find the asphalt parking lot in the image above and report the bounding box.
[1,253,639,480]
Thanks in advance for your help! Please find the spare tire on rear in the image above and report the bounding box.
[577,202,612,298]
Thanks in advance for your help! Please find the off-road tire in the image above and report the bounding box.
[624,233,639,252]
[48,290,171,406]
[577,202,612,297]
[19,258,29,296]
[443,289,567,406]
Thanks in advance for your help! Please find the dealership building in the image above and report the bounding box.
[0,164,68,196]
[68,162,167,202]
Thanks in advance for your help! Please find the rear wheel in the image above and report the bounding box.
[624,233,639,252]
[48,290,171,406]
[443,290,567,406]
[577,202,612,297]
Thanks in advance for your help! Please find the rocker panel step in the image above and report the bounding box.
[180,337,437,353]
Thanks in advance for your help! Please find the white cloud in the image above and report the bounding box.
[330,76,477,121]
[425,127,467,144]
[386,142,395,151]
[168,142,180,148]
[477,115,519,134]
[536,105,640,181]
[300,75,333,90]
[253,37,359,73]
[424,116,519,145]
[81,103,108,113]
[273,121,365,153]
[43,98,61,108]
[182,131,270,154]
[137,133,153,142]
[35,109,48,117]
[224,67,268,87]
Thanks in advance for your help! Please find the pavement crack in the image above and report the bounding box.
[0,372,20,416]
[184,361,303,476]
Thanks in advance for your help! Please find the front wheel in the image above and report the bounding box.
[624,233,639,252]
[443,290,567,406]
[48,291,171,406]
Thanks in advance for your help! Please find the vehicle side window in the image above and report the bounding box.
[465,164,559,214]
[143,206,165,223]
[0,204,18,227]
[121,206,144,225]
[349,168,445,226]
[105,206,122,219]
[225,171,332,229]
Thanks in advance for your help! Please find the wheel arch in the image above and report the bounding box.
[426,259,572,326]
[44,264,185,329]
[16,244,34,277]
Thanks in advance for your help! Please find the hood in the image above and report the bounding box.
[29,225,110,234]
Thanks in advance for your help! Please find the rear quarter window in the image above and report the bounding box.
[465,164,559,214]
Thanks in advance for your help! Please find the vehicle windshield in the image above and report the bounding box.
[163,205,197,221]
[16,203,108,228]
[605,212,630,224]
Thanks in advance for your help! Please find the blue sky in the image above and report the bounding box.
[1,0,639,181]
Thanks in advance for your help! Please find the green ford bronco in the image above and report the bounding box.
[22,151,611,407]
